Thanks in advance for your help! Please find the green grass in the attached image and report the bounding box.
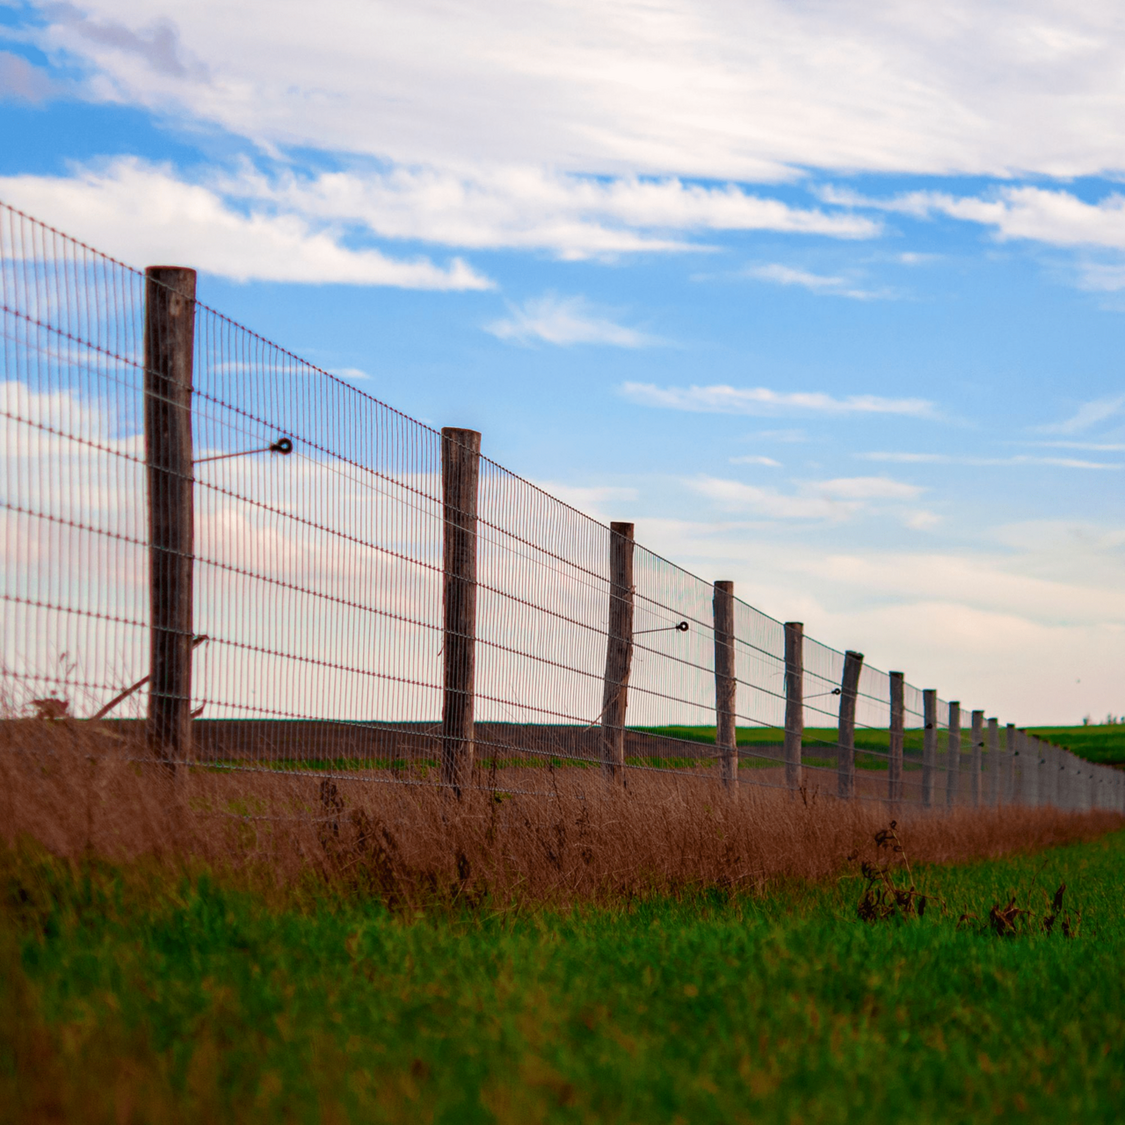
[4,831,1125,1123]
[1029,725,1125,765]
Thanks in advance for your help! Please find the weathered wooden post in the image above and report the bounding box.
[970,710,984,807]
[713,581,738,788]
[945,701,960,807]
[987,718,1000,805]
[145,266,197,769]
[440,427,481,795]
[602,522,635,784]
[837,651,863,799]
[888,672,905,804]
[922,689,937,807]
[783,622,804,791]
[1012,724,1021,805]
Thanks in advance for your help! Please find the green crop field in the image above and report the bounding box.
[4,829,1125,1123]
[1028,725,1125,765]
[648,723,1125,767]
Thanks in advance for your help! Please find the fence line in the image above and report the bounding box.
[2,198,1122,815]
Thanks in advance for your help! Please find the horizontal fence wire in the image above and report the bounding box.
[2,197,1122,816]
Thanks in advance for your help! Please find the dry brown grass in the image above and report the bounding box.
[2,718,1120,908]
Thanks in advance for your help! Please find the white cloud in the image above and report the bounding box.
[330,367,372,381]
[730,454,781,467]
[688,477,860,521]
[31,1,1125,181]
[1032,394,1125,434]
[686,473,922,520]
[0,50,56,101]
[621,382,939,418]
[0,159,493,289]
[211,163,877,260]
[745,262,891,300]
[903,510,942,530]
[486,295,655,347]
[811,476,924,500]
[858,451,1123,470]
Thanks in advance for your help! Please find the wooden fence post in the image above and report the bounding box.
[602,522,635,784]
[987,718,999,805]
[945,701,960,807]
[713,581,737,788]
[837,651,863,799]
[440,427,481,795]
[783,622,804,792]
[144,266,197,769]
[888,672,905,804]
[1004,723,1017,805]
[922,689,937,807]
[970,710,984,807]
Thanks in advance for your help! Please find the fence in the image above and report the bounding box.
[2,199,1121,814]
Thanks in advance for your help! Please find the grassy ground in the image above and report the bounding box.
[4,829,1125,1123]
[651,723,1125,767]
[1029,725,1125,765]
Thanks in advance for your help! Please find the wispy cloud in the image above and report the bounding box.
[730,454,781,467]
[487,295,656,347]
[745,262,892,300]
[1032,394,1125,435]
[687,474,923,521]
[812,476,923,500]
[0,160,493,289]
[622,383,938,419]
[858,451,1123,470]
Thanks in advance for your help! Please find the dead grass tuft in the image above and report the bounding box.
[2,718,1120,909]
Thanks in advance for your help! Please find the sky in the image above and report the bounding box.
[1,0,1123,724]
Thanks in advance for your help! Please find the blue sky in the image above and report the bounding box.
[2,0,1124,723]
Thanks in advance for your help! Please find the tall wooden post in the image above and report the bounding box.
[602,522,635,784]
[888,672,905,804]
[713,581,738,788]
[922,689,937,807]
[440,427,481,795]
[837,650,863,800]
[945,702,960,807]
[1004,723,1017,805]
[145,266,197,768]
[783,622,803,791]
[987,718,1000,805]
[970,710,984,807]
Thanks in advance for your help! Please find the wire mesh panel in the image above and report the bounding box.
[4,196,1110,809]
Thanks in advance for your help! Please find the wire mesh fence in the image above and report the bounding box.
[2,198,1122,813]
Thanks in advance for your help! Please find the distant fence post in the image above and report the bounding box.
[945,702,960,807]
[602,521,635,785]
[888,672,904,804]
[987,718,999,805]
[144,266,197,769]
[440,427,481,796]
[713,581,737,788]
[837,651,863,800]
[970,710,984,807]
[922,689,937,807]
[783,622,804,791]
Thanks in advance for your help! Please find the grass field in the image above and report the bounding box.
[649,723,1125,767]
[5,828,1125,1123]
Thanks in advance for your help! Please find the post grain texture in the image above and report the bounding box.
[945,701,961,807]
[783,622,804,791]
[1004,723,1017,805]
[970,710,984,807]
[888,672,905,803]
[987,717,1000,805]
[713,581,738,788]
[144,266,196,767]
[837,650,864,800]
[440,427,481,795]
[922,689,937,807]
[602,522,635,784]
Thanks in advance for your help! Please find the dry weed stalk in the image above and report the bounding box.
[1,718,1121,909]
